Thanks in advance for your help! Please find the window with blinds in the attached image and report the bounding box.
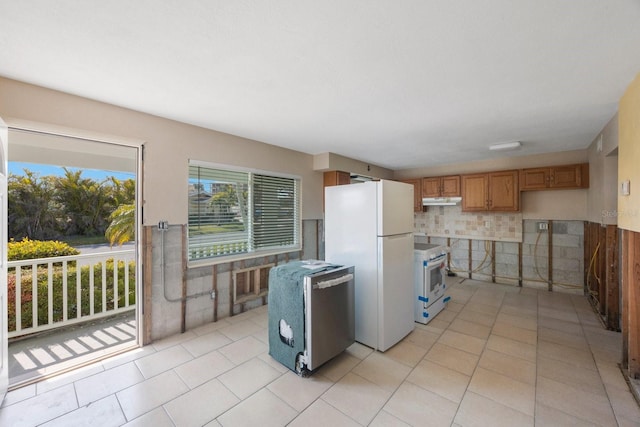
[188,163,300,261]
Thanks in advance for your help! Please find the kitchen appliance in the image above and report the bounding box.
[414,243,450,324]
[421,196,462,206]
[325,179,415,351]
[268,260,355,376]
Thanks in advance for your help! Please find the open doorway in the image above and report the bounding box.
[6,127,142,389]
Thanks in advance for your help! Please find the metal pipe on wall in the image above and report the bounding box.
[181,225,187,333]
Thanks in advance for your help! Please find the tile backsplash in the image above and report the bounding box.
[414,205,522,242]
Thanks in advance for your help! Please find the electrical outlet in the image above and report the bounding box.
[537,222,548,232]
[210,291,216,299]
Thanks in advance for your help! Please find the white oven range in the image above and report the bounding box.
[414,243,450,324]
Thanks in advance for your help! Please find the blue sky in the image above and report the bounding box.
[9,162,135,181]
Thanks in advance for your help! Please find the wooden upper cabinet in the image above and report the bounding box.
[461,174,488,211]
[551,164,588,188]
[399,178,424,212]
[462,170,519,212]
[520,163,589,191]
[442,175,461,196]
[422,177,441,197]
[519,167,549,190]
[421,175,460,197]
[323,170,351,187]
[488,170,519,211]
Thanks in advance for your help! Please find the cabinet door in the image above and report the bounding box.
[441,175,461,197]
[323,170,351,186]
[550,164,582,188]
[400,178,423,212]
[461,174,488,211]
[520,168,549,191]
[489,170,519,211]
[421,177,441,197]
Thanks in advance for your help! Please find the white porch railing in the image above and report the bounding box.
[188,237,248,260]
[7,250,136,339]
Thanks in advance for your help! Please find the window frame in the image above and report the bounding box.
[187,160,302,267]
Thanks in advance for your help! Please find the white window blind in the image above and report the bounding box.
[188,163,300,261]
[252,174,298,250]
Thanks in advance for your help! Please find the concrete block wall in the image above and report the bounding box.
[471,240,493,278]
[521,220,584,294]
[416,220,585,294]
[147,219,322,341]
[303,219,324,261]
[495,242,520,286]
[150,225,183,341]
[551,221,584,294]
[184,266,217,329]
[522,220,549,290]
[215,265,232,320]
[450,239,471,275]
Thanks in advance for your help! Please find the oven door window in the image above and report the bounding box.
[429,265,443,292]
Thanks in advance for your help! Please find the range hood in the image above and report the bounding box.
[422,196,462,206]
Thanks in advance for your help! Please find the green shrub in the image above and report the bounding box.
[8,238,80,261]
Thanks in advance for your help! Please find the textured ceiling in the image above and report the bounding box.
[2,1,640,170]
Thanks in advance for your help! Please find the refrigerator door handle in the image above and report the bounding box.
[313,273,354,290]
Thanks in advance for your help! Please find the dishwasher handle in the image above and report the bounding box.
[313,273,354,290]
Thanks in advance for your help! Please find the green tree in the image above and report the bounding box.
[8,170,62,240]
[8,167,135,241]
[53,168,112,236]
[209,183,247,225]
[104,176,135,207]
[105,204,135,246]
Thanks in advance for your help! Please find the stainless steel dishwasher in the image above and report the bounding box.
[268,261,355,376]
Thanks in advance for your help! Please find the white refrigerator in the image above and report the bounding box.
[324,179,415,351]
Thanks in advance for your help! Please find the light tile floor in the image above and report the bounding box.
[8,312,137,387]
[2,277,639,426]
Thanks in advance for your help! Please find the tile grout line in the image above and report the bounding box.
[533,287,540,426]
[459,283,538,422]
[535,292,621,425]
[447,280,482,424]
[453,281,539,423]
[575,295,621,425]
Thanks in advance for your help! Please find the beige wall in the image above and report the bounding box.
[587,114,619,224]
[0,77,324,224]
[618,73,640,232]
[520,190,587,221]
[395,149,590,220]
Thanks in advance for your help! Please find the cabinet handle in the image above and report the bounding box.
[550,175,555,184]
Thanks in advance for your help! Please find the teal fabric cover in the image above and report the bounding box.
[268,261,333,373]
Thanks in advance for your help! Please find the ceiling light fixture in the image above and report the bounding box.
[489,141,522,151]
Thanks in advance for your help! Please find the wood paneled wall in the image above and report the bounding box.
[584,222,620,331]
[622,229,640,379]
